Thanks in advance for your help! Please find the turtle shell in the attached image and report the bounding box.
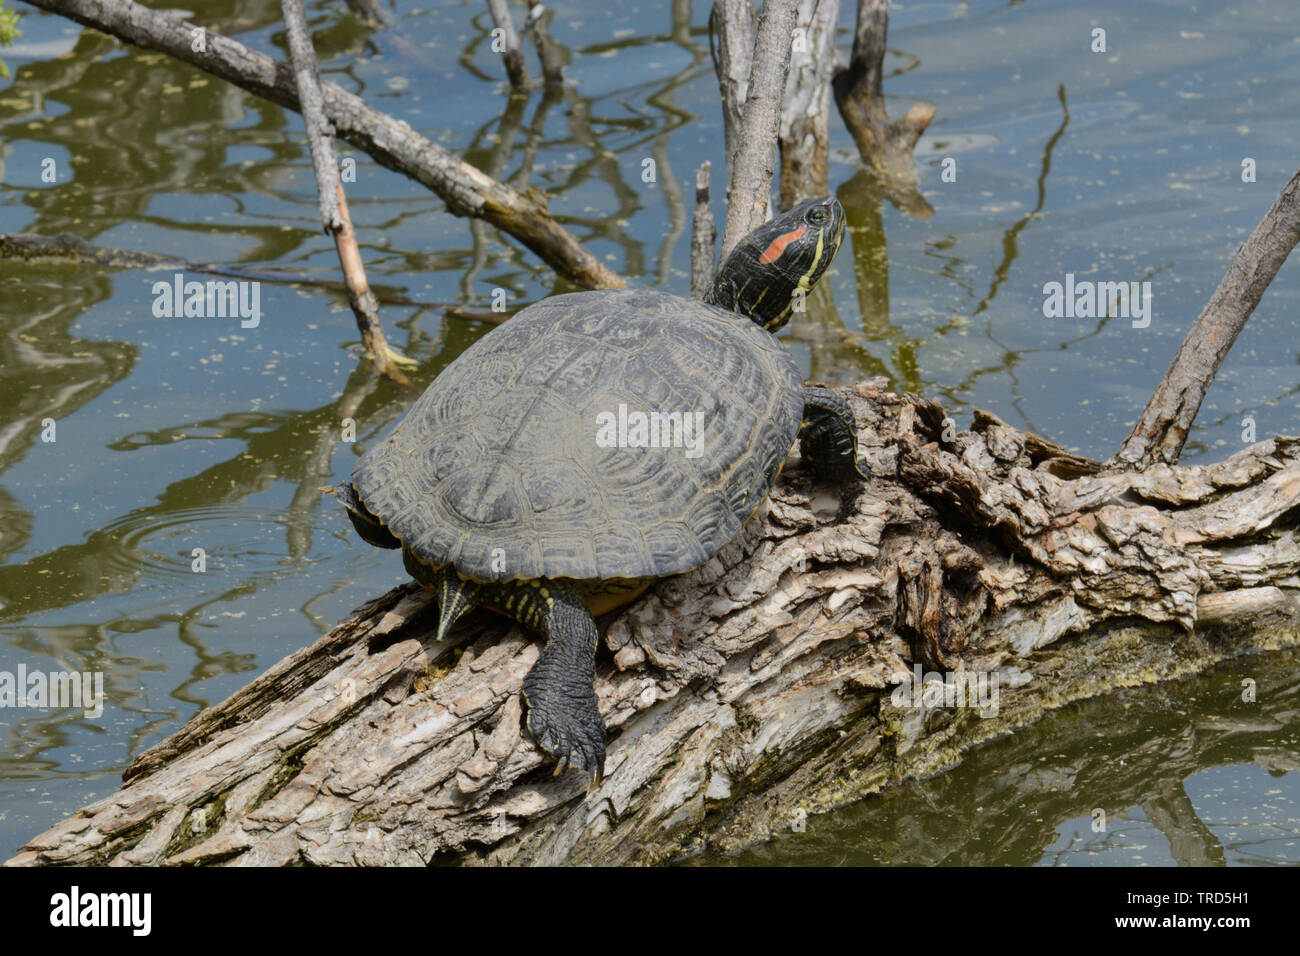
[352,288,804,582]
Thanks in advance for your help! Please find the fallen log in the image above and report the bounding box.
[9,382,1300,866]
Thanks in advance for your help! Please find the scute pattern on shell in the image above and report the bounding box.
[352,289,805,581]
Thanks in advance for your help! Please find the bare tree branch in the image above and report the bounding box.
[709,0,754,184]
[1113,164,1300,470]
[25,0,623,290]
[0,231,464,309]
[525,1,564,88]
[778,0,839,209]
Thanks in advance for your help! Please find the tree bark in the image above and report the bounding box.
[26,0,623,291]
[715,0,800,260]
[1112,164,1300,470]
[709,0,754,195]
[690,161,717,298]
[9,384,1300,867]
[778,0,839,209]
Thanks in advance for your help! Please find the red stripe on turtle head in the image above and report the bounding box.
[758,225,807,265]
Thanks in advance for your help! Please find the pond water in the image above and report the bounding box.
[1,0,1298,863]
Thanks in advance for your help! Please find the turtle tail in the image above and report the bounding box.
[434,570,481,642]
[401,549,480,640]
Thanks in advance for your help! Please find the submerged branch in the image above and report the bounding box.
[1113,163,1300,470]
[0,231,462,310]
[831,0,934,217]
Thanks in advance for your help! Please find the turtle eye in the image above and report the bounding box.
[808,207,827,225]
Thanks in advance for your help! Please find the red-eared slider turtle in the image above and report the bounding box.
[335,196,864,783]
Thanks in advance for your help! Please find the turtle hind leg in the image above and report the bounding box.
[402,550,481,642]
[799,386,869,481]
[334,481,402,549]
[485,578,606,784]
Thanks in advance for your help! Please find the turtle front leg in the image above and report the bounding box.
[799,385,869,480]
[482,578,606,784]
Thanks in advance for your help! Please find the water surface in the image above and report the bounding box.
[1,0,1298,863]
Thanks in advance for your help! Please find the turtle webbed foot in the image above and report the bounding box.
[522,670,607,786]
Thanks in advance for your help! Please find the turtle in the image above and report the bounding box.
[334,195,865,784]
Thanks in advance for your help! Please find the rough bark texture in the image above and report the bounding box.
[715,0,800,260]
[832,0,934,217]
[709,0,754,195]
[10,384,1300,867]
[27,0,622,291]
[1113,163,1300,470]
[778,0,839,209]
[690,161,717,298]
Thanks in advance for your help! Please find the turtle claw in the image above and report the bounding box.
[587,755,606,792]
[523,682,607,786]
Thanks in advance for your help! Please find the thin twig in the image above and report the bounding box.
[281,0,411,384]
[0,231,459,308]
[778,0,840,209]
[709,0,754,202]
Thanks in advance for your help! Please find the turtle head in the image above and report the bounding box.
[703,196,844,331]
[332,480,401,550]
